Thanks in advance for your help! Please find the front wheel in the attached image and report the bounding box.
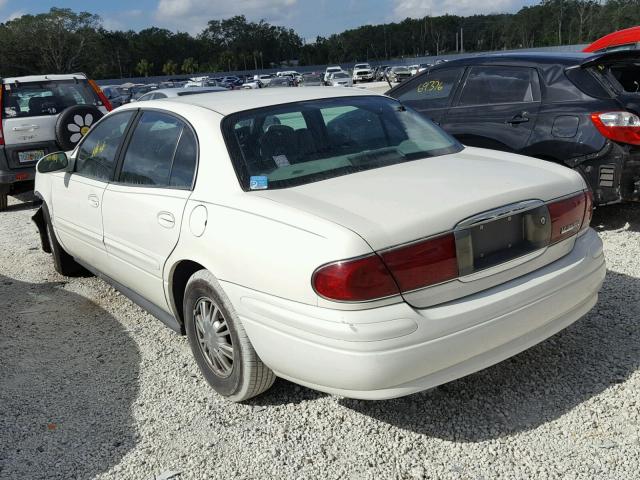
[184,270,275,401]
[42,203,86,276]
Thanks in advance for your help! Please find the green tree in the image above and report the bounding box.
[135,58,153,77]
[162,59,178,75]
[181,57,198,74]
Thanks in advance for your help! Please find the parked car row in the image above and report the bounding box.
[32,86,606,404]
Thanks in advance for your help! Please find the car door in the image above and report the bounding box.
[51,111,135,272]
[441,65,541,153]
[389,66,465,124]
[101,110,198,310]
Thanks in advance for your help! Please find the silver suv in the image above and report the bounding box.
[0,73,111,209]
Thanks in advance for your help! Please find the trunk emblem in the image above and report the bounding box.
[540,216,547,225]
[560,222,580,235]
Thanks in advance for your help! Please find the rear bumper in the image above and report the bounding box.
[0,167,35,185]
[224,229,605,399]
[579,142,640,204]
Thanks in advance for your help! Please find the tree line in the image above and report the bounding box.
[0,2,638,80]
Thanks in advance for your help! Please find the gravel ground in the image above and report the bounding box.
[0,191,639,480]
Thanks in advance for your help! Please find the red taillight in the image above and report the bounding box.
[313,234,459,302]
[591,111,640,145]
[312,254,399,301]
[548,192,587,244]
[88,79,113,112]
[581,190,594,233]
[380,233,458,291]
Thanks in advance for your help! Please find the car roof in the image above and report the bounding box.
[2,73,88,84]
[434,51,594,68]
[142,87,381,116]
[149,87,227,96]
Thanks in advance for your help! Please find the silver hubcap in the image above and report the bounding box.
[194,297,234,378]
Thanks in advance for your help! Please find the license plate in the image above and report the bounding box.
[18,150,45,163]
[455,204,550,276]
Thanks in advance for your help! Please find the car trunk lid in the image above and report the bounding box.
[256,147,586,307]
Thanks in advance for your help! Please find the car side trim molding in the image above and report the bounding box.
[75,258,183,334]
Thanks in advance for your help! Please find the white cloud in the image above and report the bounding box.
[6,10,25,22]
[393,0,522,19]
[154,0,298,34]
[102,9,143,31]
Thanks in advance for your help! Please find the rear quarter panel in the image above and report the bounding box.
[161,104,378,309]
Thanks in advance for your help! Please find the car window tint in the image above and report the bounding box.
[2,80,101,118]
[75,111,134,181]
[394,68,464,108]
[263,112,307,131]
[224,96,462,190]
[321,106,404,149]
[459,66,537,106]
[169,127,198,188]
[119,111,183,186]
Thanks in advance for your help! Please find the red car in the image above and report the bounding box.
[584,26,640,53]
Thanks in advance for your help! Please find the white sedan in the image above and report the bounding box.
[33,88,605,401]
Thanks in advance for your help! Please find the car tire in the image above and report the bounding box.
[42,202,86,276]
[0,185,8,211]
[55,105,104,151]
[184,270,275,402]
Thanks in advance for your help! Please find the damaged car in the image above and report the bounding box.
[387,51,640,205]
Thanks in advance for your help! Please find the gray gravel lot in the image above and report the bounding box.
[0,192,639,480]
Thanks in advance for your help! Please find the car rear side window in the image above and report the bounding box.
[2,80,100,118]
[393,67,464,108]
[75,111,134,181]
[458,66,540,106]
[119,111,196,189]
[169,128,198,188]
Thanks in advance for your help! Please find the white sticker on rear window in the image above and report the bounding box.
[273,155,290,167]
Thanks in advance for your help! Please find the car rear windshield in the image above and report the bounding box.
[2,79,100,118]
[222,96,463,190]
[594,62,640,94]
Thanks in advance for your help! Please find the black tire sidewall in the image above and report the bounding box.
[55,105,104,151]
[41,202,81,276]
[184,276,243,397]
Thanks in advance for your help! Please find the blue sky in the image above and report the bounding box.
[0,0,536,38]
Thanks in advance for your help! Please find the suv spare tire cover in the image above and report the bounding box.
[55,105,104,151]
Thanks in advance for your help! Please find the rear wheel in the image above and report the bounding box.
[184,270,275,402]
[0,185,9,211]
[42,203,85,276]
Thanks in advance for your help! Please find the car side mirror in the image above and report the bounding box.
[37,152,69,174]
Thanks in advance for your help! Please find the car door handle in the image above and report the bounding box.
[88,194,99,208]
[157,212,175,229]
[12,124,40,131]
[507,112,530,125]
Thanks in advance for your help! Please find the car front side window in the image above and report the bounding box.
[74,111,134,181]
[119,110,194,188]
[393,67,465,109]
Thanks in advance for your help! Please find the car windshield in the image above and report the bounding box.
[393,67,409,73]
[2,79,100,118]
[327,68,341,73]
[355,65,369,69]
[223,96,463,190]
[333,73,349,79]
